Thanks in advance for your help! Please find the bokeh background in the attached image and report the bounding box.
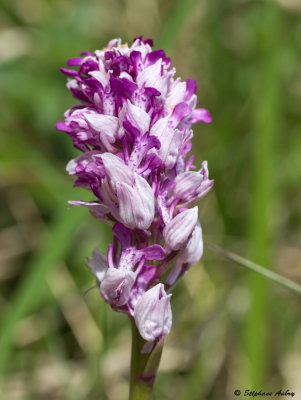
[0,0,300,399]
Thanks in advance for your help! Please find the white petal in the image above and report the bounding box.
[163,207,198,251]
[125,99,151,134]
[85,114,119,142]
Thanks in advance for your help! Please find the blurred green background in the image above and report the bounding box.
[0,0,300,399]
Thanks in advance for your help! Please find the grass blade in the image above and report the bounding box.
[246,1,282,386]
[206,242,301,296]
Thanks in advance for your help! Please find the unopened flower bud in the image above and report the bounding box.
[134,283,172,341]
[182,221,203,265]
[163,207,198,251]
[117,173,155,230]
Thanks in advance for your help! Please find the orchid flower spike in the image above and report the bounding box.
[57,36,213,342]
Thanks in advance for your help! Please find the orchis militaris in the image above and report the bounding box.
[57,36,213,397]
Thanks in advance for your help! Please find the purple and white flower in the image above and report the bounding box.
[163,206,199,251]
[57,36,213,342]
[100,268,136,306]
[134,284,172,342]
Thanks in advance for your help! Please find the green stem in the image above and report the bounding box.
[129,319,163,400]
